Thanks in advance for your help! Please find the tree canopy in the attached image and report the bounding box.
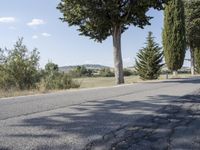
[57,0,168,42]
[57,0,168,84]
[163,0,186,72]
[184,0,200,75]
[184,0,200,49]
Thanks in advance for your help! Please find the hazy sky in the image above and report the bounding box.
[0,0,190,68]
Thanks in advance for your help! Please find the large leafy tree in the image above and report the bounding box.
[163,0,186,75]
[57,0,168,84]
[184,0,200,75]
[135,32,163,80]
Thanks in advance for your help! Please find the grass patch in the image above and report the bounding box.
[75,73,194,89]
[75,76,141,88]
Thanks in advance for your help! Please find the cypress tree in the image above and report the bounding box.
[195,48,200,74]
[135,32,163,80]
[163,0,186,74]
[184,0,200,75]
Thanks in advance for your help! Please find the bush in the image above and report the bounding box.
[42,62,80,90]
[0,39,81,92]
[0,38,40,90]
[0,69,15,90]
[99,68,115,77]
[43,73,80,90]
[123,69,133,76]
[68,66,93,77]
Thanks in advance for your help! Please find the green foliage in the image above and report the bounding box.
[0,38,40,90]
[57,0,168,84]
[194,48,200,74]
[135,32,163,80]
[99,68,115,77]
[184,0,200,49]
[45,62,59,73]
[163,0,186,71]
[68,66,93,77]
[42,62,80,90]
[42,72,80,90]
[57,0,168,42]
[184,0,200,74]
[76,66,91,76]
[123,69,133,76]
[0,41,80,91]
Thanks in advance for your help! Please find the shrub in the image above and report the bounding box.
[42,62,80,90]
[0,38,40,90]
[0,39,80,92]
[123,69,133,76]
[68,66,93,77]
[99,68,115,77]
[43,72,80,90]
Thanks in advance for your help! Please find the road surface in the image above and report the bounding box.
[0,77,200,150]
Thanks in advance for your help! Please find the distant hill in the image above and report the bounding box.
[59,64,110,72]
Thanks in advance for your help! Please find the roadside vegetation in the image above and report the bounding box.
[184,0,200,75]
[0,38,40,91]
[0,37,196,98]
[163,0,186,76]
[57,0,168,84]
[0,0,199,98]
[0,38,80,95]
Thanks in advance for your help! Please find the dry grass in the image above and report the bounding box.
[75,73,194,89]
[0,73,194,98]
[0,89,41,98]
[75,76,141,88]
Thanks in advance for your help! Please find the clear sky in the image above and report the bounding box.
[0,0,190,68]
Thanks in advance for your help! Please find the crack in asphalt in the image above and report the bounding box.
[84,92,200,150]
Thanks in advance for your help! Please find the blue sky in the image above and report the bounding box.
[0,0,190,68]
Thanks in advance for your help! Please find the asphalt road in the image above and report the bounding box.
[0,77,200,150]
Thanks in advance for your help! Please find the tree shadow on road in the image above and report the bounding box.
[6,93,200,150]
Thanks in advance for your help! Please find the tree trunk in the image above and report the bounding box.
[190,47,195,75]
[112,25,124,84]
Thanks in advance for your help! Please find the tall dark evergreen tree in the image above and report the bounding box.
[163,0,186,75]
[184,0,200,75]
[195,48,200,74]
[135,32,163,80]
[57,0,168,84]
